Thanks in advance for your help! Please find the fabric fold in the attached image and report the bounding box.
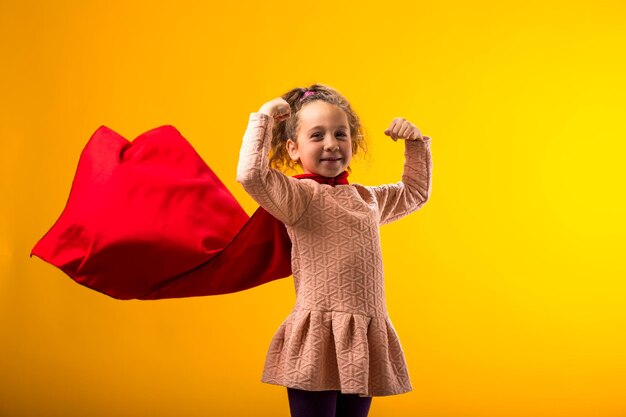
[30,124,294,299]
[261,309,410,397]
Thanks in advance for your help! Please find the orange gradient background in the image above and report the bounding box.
[1,1,625,416]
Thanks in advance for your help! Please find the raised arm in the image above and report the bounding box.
[365,136,433,226]
[236,112,315,226]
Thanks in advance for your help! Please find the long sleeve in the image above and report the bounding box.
[236,112,315,226]
[365,136,433,226]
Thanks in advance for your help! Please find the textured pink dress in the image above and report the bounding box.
[236,112,433,397]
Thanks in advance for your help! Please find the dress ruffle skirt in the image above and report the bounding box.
[261,309,412,397]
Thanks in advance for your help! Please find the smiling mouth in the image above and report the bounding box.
[320,158,342,162]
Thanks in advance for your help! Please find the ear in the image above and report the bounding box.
[286,138,300,162]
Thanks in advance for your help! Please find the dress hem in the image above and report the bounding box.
[260,376,412,398]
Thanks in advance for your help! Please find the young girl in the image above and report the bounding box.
[237,84,433,417]
[30,82,431,417]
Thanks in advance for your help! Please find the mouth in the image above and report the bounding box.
[320,157,342,162]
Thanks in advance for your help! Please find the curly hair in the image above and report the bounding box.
[268,83,369,175]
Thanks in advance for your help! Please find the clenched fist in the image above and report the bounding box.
[258,98,292,123]
[384,118,430,142]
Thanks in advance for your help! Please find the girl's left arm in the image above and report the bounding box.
[365,137,433,226]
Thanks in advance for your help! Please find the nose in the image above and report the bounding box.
[323,135,339,151]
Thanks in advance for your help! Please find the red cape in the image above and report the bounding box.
[30,124,349,300]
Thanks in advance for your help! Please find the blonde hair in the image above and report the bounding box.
[269,83,368,174]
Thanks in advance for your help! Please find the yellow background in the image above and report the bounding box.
[1,0,625,416]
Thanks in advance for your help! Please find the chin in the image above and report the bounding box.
[321,168,344,177]
[310,162,347,177]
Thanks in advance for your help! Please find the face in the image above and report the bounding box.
[286,101,353,178]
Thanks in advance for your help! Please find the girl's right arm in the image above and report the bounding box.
[236,111,315,226]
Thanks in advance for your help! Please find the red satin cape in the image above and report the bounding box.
[30,124,349,300]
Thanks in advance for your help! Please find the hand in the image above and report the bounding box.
[258,98,291,123]
[384,117,428,142]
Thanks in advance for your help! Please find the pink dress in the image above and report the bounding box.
[237,112,433,397]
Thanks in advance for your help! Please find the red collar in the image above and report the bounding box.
[292,170,350,186]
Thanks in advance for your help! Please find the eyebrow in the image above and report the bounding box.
[307,125,349,132]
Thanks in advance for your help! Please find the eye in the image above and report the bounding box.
[311,132,347,139]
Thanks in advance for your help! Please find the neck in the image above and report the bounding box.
[292,170,350,186]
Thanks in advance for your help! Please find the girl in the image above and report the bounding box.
[30,83,432,417]
[237,84,433,417]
